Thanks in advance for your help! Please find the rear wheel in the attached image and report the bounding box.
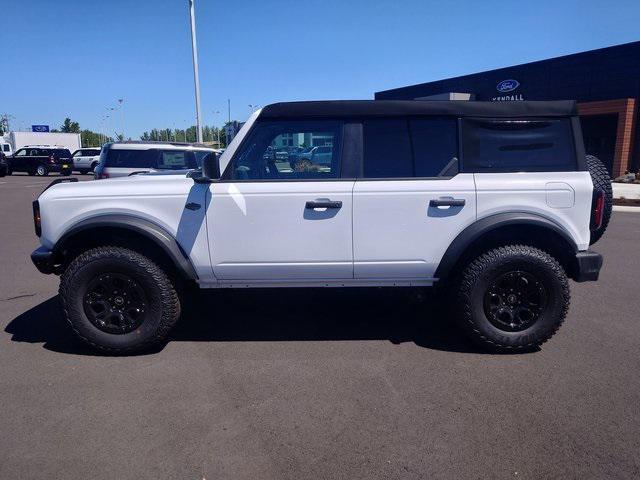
[586,155,612,245]
[60,246,182,353]
[35,165,48,176]
[90,162,98,173]
[454,245,569,352]
[79,169,89,175]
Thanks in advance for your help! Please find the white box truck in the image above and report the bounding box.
[8,132,82,153]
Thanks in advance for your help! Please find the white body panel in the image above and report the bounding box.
[207,181,354,281]
[73,154,100,169]
[473,171,593,250]
[353,174,477,279]
[38,175,215,282]
[9,131,81,153]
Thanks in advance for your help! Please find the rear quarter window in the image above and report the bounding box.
[461,118,576,172]
[54,149,71,157]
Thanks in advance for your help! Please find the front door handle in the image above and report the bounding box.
[429,197,466,207]
[305,200,342,209]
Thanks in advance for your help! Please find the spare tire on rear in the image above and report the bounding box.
[586,155,612,245]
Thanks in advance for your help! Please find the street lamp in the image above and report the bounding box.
[118,98,124,140]
[212,110,220,146]
[188,0,203,143]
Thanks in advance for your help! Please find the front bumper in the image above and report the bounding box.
[573,251,603,282]
[31,246,60,275]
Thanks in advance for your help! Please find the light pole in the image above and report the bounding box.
[118,98,124,140]
[212,110,220,146]
[188,0,203,143]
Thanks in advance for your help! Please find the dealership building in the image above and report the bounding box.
[375,41,640,177]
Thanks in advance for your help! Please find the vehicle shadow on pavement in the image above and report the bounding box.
[5,289,497,356]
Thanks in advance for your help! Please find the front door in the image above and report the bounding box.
[207,119,354,282]
[353,117,476,280]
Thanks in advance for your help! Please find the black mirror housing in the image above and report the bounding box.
[195,152,220,183]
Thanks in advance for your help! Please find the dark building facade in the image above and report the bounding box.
[375,41,640,177]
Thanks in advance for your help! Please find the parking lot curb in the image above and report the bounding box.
[613,205,640,213]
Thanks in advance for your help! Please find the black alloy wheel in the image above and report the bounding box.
[483,270,547,332]
[83,272,148,334]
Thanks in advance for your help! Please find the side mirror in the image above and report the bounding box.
[195,152,220,183]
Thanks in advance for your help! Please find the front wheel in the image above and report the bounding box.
[60,246,182,353]
[454,245,569,352]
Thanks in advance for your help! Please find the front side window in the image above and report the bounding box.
[14,149,26,156]
[462,118,576,172]
[72,150,82,157]
[226,120,342,180]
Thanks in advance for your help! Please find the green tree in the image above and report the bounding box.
[60,117,81,133]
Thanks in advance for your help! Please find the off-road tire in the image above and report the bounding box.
[60,246,181,354]
[455,245,570,353]
[586,154,612,245]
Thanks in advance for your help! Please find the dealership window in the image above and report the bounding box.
[462,118,576,172]
[226,120,342,180]
[363,117,458,178]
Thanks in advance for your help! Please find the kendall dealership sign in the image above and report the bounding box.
[492,79,524,101]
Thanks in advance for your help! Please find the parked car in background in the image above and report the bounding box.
[6,146,72,176]
[71,148,101,174]
[94,142,216,179]
[1,141,13,157]
[0,151,7,177]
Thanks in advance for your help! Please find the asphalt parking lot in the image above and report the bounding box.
[1,172,639,479]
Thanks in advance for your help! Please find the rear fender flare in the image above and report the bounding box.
[435,212,578,280]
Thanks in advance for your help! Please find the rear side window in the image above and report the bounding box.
[363,118,458,178]
[461,118,576,172]
[105,149,154,168]
[363,119,413,177]
[410,118,458,177]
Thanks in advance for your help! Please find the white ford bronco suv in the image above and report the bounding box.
[30,100,611,354]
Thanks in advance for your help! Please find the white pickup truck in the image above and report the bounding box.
[30,100,611,354]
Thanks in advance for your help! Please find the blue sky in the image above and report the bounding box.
[2,0,639,137]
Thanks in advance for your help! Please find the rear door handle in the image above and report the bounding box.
[305,200,342,209]
[429,197,466,207]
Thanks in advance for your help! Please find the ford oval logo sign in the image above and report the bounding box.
[496,79,520,93]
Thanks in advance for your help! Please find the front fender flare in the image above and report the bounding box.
[54,214,197,280]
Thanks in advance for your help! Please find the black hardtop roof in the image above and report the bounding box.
[260,100,577,119]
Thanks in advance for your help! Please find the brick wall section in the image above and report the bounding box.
[578,98,637,176]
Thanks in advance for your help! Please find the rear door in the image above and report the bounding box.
[207,119,354,281]
[353,117,476,280]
